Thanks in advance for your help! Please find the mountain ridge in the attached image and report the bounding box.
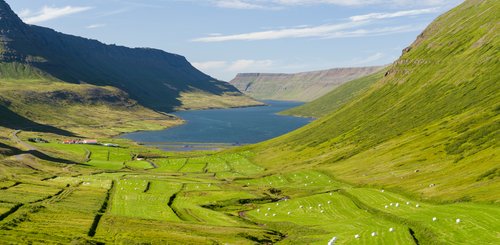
[0,0,260,112]
[230,66,384,102]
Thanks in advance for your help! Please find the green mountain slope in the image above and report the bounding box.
[229,66,383,102]
[0,0,260,112]
[248,0,499,202]
[282,70,386,118]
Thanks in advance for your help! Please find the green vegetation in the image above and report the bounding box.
[0,131,497,244]
[282,69,386,118]
[248,0,499,202]
[0,0,498,244]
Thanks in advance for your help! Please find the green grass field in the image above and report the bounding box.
[0,131,498,244]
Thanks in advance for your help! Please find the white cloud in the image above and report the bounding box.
[227,59,274,71]
[214,0,267,9]
[193,59,275,80]
[192,61,228,70]
[192,21,366,42]
[20,6,92,24]
[353,52,385,64]
[206,0,454,9]
[192,5,437,42]
[86,24,106,29]
[349,8,439,22]
[322,25,424,39]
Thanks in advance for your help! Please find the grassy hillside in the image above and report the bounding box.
[246,0,499,203]
[230,66,382,102]
[282,70,386,118]
[0,63,182,137]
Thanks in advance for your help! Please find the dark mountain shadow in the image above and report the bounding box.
[0,105,75,136]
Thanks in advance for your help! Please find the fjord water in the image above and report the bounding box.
[122,101,311,144]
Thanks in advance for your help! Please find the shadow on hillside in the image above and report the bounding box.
[0,105,75,136]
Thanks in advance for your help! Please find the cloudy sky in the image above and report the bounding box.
[9,0,463,80]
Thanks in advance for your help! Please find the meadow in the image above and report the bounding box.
[0,131,498,244]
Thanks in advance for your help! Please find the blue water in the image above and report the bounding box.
[122,101,311,144]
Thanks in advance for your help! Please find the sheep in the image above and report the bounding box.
[385,205,388,209]
[406,201,410,205]
[395,203,400,207]
[320,210,325,213]
[415,204,420,208]
[299,205,304,209]
[265,213,268,216]
[272,213,276,217]
[327,236,337,245]
[456,218,461,224]
[257,209,260,212]
[371,232,377,237]
[390,203,393,206]
[267,207,271,211]
[432,217,437,221]
[276,203,280,206]
[328,236,337,245]
[328,201,332,204]
[389,227,394,232]
[354,234,360,239]
[329,193,333,196]
[287,211,291,215]
[381,189,385,192]
[318,204,323,207]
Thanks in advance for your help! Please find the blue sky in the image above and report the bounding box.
[9,0,463,81]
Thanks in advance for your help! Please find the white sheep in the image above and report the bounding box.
[328,201,332,204]
[385,205,388,209]
[299,205,304,209]
[354,234,360,239]
[327,236,337,245]
[371,232,377,237]
[272,213,276,216]
[415,204,420,208]
[406,201,410,205]
[432,217,437,221]
[267,207,271,211]
[265,213,268,216]
[456,218,461,224]
[287,211,291,215]
[395,203,400,207]
[389,227,394,232]
[257,209,260,212]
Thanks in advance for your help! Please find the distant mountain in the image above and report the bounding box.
[281,70,386,118]
[229,66,383,102]
[250,0,499,202]
[0,0,259,112]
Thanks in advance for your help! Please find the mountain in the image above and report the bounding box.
[281,69,386,118]
[247,0,499,202]
[0,0,260,113]
[229,66,383,102]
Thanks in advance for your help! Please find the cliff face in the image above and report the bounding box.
[0,0,258,112]
[229,66,384,102]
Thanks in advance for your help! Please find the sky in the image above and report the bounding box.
[8,0,463,81]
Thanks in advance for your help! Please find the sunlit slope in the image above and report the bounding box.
[282,70,386,118]
[250,0,500,202]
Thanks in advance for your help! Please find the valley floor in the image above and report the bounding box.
[0,130,498,244]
